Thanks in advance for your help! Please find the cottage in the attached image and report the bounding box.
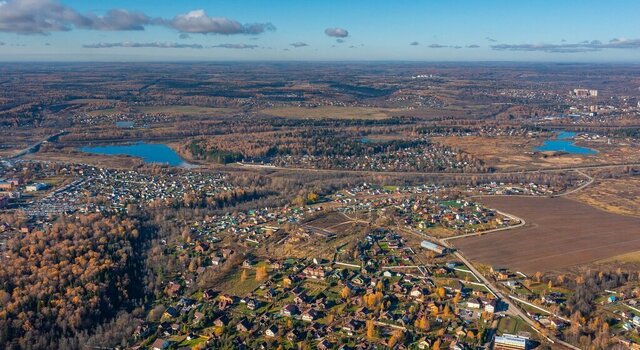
[193,312,205,324]
[303,265,326,279]
[342,319,362,335]
[265,325,278,338]
[483,299,497,313]
[287,329,302,341]
[247,299,259,310]
[152,339,171,350]
[236,319,252,332]
[203,289,218,300]
[302,309,321,322]
[410,287,424,299]
[467,299,481,309]
[165,282,182,297]
[195,242,209,253]
[281,304,300,317]
[163,306,179,318]
[318,339,333,350]
[214,315,229,328]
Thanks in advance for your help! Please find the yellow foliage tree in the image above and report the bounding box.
[416,315,429,330]
[388,329,404,347]
[240,269,247,282]
[255,264,268,281]
[306,192,319,203]
[340,286,351,299]
[453,292,461,304]
[366,319,377,339]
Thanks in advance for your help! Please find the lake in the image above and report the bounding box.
[80,142,188,166]
[535,131,597,155]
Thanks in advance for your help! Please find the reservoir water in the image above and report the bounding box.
[535,131,597,155]
[80,142,188,166]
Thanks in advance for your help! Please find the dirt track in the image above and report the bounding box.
[453,196,640,274]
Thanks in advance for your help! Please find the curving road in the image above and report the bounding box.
[235,161,640,177]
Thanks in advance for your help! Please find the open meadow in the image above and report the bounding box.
[433,135,640,171]
[570,176,640,217]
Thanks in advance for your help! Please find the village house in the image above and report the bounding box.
[214,315,229,328]
[265,325,278,338]
[163,306,179,318]
[281,304,300,317]
[152,338,171,350]
[236,319,252,333]
[302,309,321,322]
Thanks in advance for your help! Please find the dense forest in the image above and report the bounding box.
[0,214,147,349]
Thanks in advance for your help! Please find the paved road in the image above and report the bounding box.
[554,169,594,197]
[235,161,640,177]
[4,131,66,160]
[399,224,580,349]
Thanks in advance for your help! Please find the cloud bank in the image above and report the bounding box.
[491,38,640,53]
[0,0,154,34]
[211,43,258,49]
[83,42,204,49]
[0,0,275,36]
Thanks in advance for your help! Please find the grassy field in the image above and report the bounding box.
[596,251,640,264]
[497,316,533,335]
[25,150,143,169]
[454,196,640,274]
[570,177,640,217]
[433,135,594,171]
[86,108,119,116]
[135,105,234,115]
[261,106,397,120]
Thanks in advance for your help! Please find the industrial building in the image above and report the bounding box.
[420,240,448,255]
[494,334,528,350]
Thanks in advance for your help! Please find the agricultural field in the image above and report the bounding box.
[453,196,640,274]
[304,211,354,230]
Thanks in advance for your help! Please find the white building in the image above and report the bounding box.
[494,334,528,349]
[26,183,47,192]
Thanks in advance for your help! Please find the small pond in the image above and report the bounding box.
[535,131,597,155]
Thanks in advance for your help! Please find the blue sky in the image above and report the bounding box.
[0,0,639,61]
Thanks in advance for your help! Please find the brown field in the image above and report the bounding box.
[305,211,352,229]
[433,135,640,171]
[570,177,640,217]
[24,150,144,169]
[453,196,640,274]
[260,106,396,120]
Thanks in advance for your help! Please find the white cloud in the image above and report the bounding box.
[166,9,274,35]
[325,27,348,38]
